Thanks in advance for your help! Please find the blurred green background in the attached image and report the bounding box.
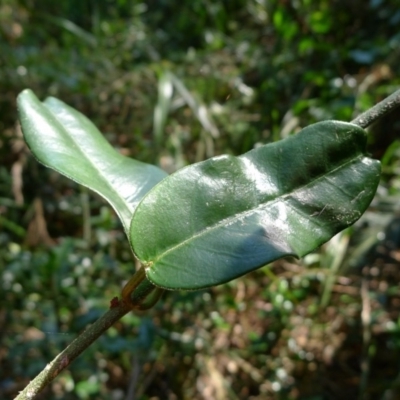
[1,0,400,399]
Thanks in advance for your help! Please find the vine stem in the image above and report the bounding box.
[351,87,400,128]
[14,301,131,400]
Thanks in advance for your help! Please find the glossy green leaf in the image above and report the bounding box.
[17,89,167,234]
[130,121,380,290]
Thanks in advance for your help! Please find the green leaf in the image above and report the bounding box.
[17,89,167,234]
[130,121,380,290]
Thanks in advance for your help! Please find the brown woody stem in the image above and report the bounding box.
[14,301,131,400]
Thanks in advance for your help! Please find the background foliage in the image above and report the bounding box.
[1,0,400,399]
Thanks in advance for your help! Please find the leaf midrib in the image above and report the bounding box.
[145,154,368,265]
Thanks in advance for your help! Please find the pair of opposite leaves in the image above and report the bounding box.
[17,89,380,291]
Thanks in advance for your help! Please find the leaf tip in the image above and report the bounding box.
[17,89,41,115]
[17,88,35,101]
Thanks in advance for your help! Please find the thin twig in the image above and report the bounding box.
[359,278,371,400]
[351,87,400,129]
[126,354,140,400]
[14,301,131,400]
